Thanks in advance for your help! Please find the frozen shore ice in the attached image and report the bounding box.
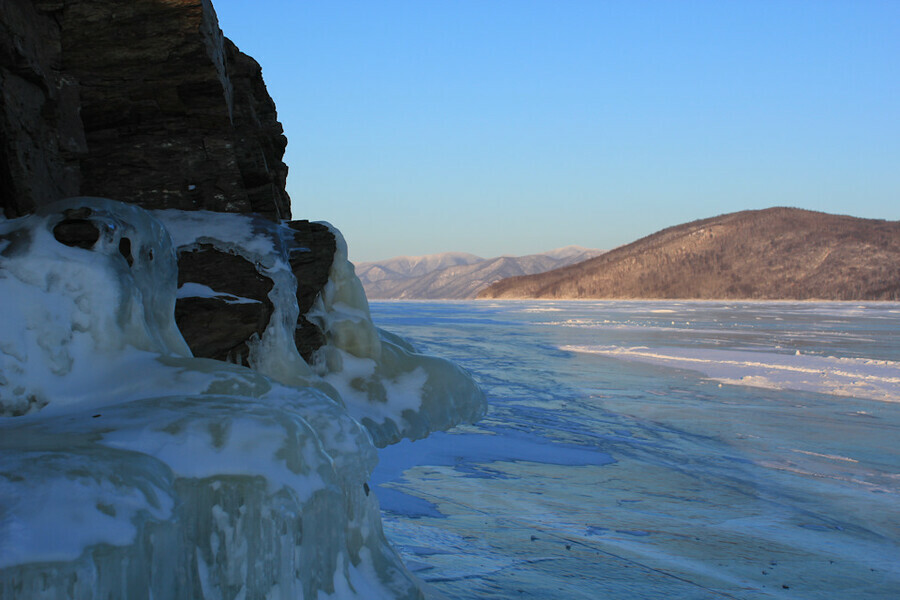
[0,198,485,598]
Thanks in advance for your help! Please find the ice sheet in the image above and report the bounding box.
[367,299,900,599]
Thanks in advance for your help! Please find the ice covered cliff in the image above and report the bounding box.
[1,1,486,594]
[0,197,486,598]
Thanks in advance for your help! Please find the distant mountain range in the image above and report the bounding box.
[356,246,605,299]
[478,208,900,301]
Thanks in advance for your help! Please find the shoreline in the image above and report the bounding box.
[368,297,900,305]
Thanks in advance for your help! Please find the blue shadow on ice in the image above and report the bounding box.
[372,427,616,518]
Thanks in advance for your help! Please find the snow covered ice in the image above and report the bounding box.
[0,198,485,598]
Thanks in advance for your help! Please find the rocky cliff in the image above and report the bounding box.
[480,208,900,301]
[1,0,327,362]
[1,0,289,219]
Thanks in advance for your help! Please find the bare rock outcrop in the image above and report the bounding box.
[0,0,86,216]
[175,244,275,362]
[1,0,290,220]
[57,0,290,219]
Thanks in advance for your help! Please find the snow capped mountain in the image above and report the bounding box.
[355,252,483,284]
[356,247,604,299]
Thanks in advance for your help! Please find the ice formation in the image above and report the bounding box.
[153,209,486,447]
[308,226,487,447]
[0,198,486,598]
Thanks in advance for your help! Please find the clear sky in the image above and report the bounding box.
[211,0,899,263]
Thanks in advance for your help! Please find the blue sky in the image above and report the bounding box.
[212,1,899,263]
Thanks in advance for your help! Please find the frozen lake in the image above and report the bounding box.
[369,300,900,599]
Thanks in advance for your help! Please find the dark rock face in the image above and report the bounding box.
[0,0,86,217]
[175,244,275,363]
[1,0,336,362]
[170,218,336,366]
[286,221,336,361]
[224,39,290,221]
[287,221,337,315]
[1,0,290,221]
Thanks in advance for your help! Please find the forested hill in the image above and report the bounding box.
[478,208,900,301]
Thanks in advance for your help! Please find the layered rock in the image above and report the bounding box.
[1,0,290,220]
[286,220,338,360]
[174,244,275,363]
[0,0,86,216]
[168,217,335,365]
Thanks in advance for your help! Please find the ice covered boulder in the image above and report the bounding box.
[0,198,484,598]
[161,212,334,365]
[154,209,487,447]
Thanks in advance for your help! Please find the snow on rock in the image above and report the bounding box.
[154,208,320,385]
[0,198,190,415]
[153,210,486,447]
[0,198,485,598]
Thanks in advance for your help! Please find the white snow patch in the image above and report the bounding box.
[177,282,261,304]
[154,209,282,268]
[790,449,859,463]
[562,345,900,402]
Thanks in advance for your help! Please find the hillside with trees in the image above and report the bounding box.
[478,208,900,301]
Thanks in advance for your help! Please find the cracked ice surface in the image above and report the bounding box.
[0,198,485,598]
